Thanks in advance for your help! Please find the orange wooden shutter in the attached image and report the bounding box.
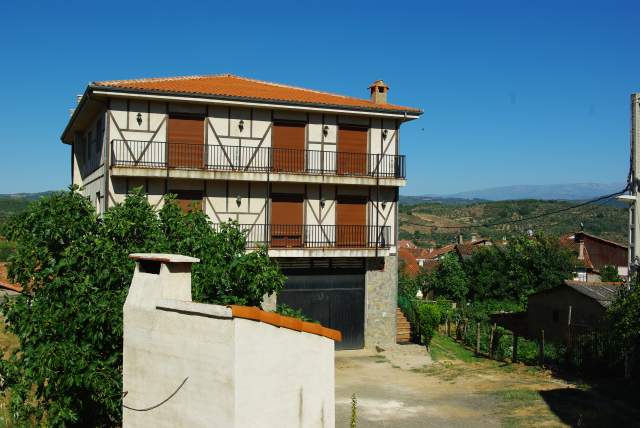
[168,116,204,169]
[272,122,305,172]
[336,196,367,247]
[337,126,368,175]
[271,194,303,247]
[172,190,203,213]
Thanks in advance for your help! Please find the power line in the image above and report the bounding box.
[401,187,629,230]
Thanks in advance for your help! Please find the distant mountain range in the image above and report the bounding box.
[401,182,626,205]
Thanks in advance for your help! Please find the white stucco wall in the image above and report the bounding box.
[123,254,335,428]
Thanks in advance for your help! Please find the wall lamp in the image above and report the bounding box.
[136,112,143,126]
[238,119,245,132]
[320,198,326,208]
[381,129,388,140]
[322,125,330,137]
[381,201,387,210]
[236,195,242,206]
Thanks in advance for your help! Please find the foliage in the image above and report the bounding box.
[0,240,15,262]
[413,301,442,348]
[397,264,419,299]
[607,280,640,372]
[424,253,469,303]
[350,393,358,428]
[465,234,575,304]
[275,304,315,322]
[600,265,623,282]
[0,187,285,426]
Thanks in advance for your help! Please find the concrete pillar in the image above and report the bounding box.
[364,255,398,348]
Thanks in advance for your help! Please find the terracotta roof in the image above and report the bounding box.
[560,232,627,272]
[397,240,418,249]
[0,263,22,293]
[228,305,341,342]
[91,74,422,114]
[399,246,440,277]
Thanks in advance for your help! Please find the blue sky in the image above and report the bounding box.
[0,0,638,195]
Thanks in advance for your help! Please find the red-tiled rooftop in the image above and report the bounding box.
[0,263,22,293]
[92,74,422,115]
[229,305,341,342]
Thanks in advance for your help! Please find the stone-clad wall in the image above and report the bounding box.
[365,255,398,347]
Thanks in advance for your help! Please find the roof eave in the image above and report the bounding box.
[60,87,90,145]
[88,84,424,118]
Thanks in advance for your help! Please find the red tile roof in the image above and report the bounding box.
[228,305,341,342]
[0,263,22,293]
[92,74,422,114]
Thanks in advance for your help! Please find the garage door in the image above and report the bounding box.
[277,258,365,350]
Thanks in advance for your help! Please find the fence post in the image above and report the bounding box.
[475,322,481,356]
[489,323,496,359]
[539,329,545,367]
[446,316,451,337]
[512,334,518,364]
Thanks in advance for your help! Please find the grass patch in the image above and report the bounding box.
[490,388,540,403]
[430,334,477,363]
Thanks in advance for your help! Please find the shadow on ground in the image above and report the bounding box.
[539,385,640,428]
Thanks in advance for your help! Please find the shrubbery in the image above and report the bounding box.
[413,301,442,347]
[0,187,285,426]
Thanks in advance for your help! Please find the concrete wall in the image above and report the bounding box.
[123,254,335,428]
[527,287,606,343]
[365,255,398,347]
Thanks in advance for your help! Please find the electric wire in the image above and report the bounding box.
[401,187,629,231]
[122,376,189,412]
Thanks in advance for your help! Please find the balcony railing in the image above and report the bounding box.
[110,140,406,178]
[212,224,392,249]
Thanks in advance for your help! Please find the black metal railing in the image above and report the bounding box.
[211,224,392,249]
[110,140,406,178]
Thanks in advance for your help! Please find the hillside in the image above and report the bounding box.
[399,199,628,247]
[0,192,55,229]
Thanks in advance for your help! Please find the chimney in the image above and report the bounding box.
[126,253,200,308]
[369,80,389,104]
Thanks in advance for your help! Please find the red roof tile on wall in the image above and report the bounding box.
[92,74,422,114]
[228,305,342,342]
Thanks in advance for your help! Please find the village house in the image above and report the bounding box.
[60,74,422,350]
[526,280,623,344]
[560,231,628,282]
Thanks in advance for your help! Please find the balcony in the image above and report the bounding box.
[110,140,406,179]
[212,224,392,250]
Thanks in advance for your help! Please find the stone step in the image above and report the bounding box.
[396,306,413,344]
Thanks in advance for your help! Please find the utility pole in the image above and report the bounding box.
[618,94,640,278]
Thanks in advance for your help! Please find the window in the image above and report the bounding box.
[87,131,94,161]
[552,310,559,323]
[96,118,104,157]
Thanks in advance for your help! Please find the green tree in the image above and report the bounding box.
[0,188,284,426]
[464,234,574,304]
[427,253,469,303]
[600,265,622,282]
[607,281,640,376]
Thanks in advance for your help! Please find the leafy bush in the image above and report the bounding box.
[0,187,285,426]
[275,304,315,322]
[600,265,622,282]
[0,240,14,262]
[423,253,469,302]
[414,301,442,348]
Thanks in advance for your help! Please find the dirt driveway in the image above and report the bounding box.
[335,345,501,428]
[335,336,640,427]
